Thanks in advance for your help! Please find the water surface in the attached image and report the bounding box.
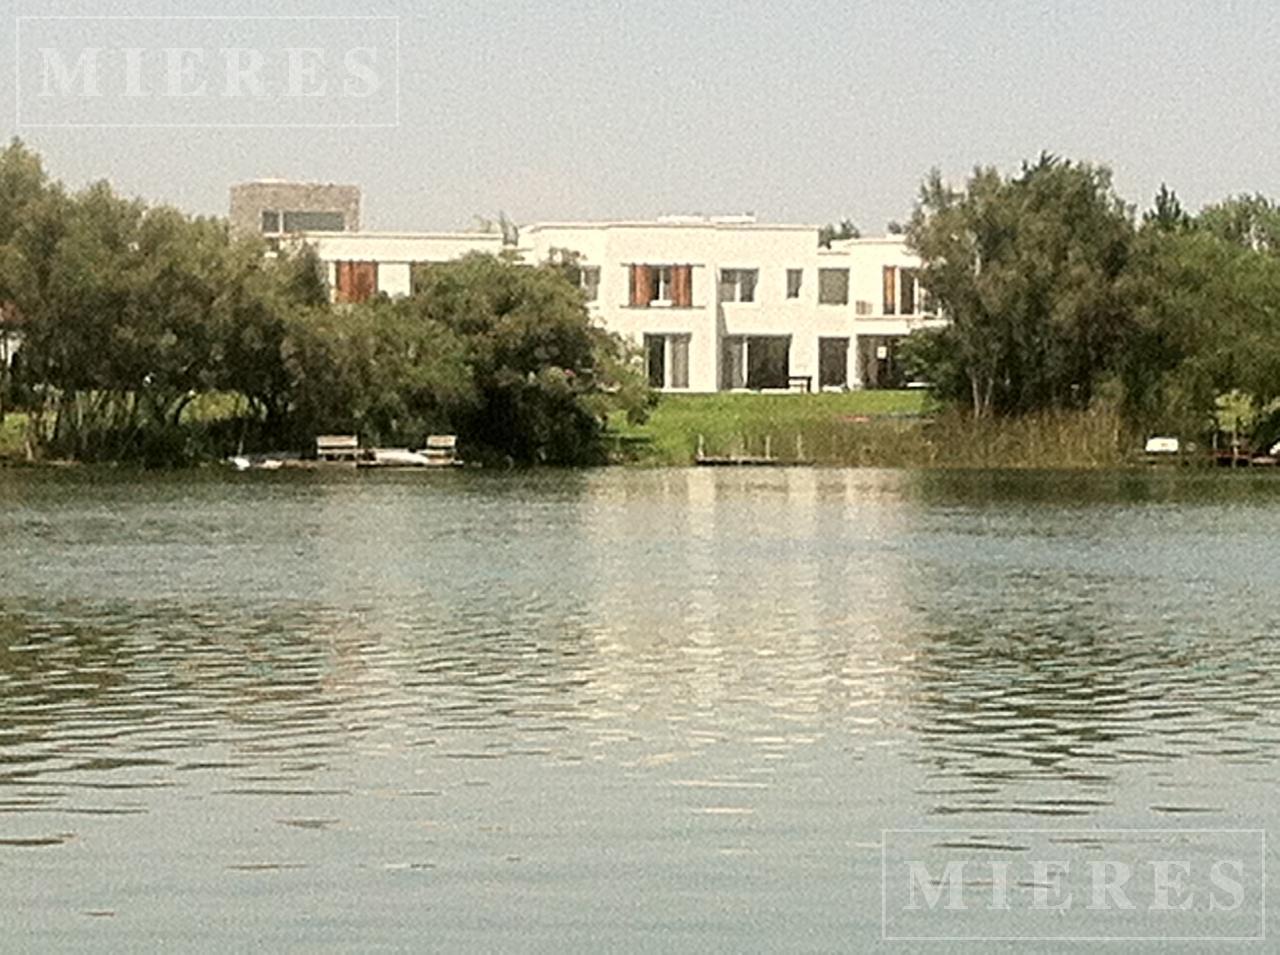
[2,467,1277,950]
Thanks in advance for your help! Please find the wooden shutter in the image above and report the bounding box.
[630,265,654,307]
[335,261,352,303]
[336,261,378,304]
[673,265,692,307]
[882,266,897,315]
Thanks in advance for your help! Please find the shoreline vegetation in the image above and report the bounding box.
[7,143,1280,470]
[609,392,1132,469]
[0,393,1142,471]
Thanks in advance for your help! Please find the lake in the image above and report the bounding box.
[1,467,1277,951]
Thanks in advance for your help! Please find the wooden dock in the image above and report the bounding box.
[694,434,813,467]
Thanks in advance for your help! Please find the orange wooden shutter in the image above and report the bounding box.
[673,265,692,307]
[336,262,378,303]
[335,261,352,303]
[630,265,653,307]
[882,266,896,315]
[355,262,378,303]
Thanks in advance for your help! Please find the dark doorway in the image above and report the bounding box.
[645,334,665,389]
[857,336,905,389]
[746,336,790,389]
[819,337,849,389]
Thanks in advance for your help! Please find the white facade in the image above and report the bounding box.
[299,217,944,391]
[297,231,506,299]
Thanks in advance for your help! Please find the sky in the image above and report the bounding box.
[1,0,1278,234]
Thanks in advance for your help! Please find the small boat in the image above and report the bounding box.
[229,455,285,471]
[358,438,462,469]
[358,448,436,469]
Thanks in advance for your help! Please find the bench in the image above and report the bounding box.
[316,434,360,461]
[422,434,459,465]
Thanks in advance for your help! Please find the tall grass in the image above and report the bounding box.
[614,392,1133,469]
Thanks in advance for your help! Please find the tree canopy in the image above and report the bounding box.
[1,139,648,465]
[905,155,1134,417]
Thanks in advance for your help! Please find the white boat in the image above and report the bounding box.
[359,448,435,468]
[358,436,462,469]
[229,455,285,471]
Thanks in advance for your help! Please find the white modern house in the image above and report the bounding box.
[294,231,506,302]
[291,215,944,392]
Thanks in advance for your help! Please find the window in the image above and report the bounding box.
[669,335,690,389]
[786,269,803,299]
[580,266,600,302]
[630,265,692,307]
[645,333,690,389]
[818,268,849,305]
[282,210,346,233]
[745,336,791,389]
[721,336,746,390]
[883,266,897,315]
[261,210,281,234]
[900,269,917,316]
[819,338,849,389]
[855,300,874,316]
[718,268,758,303]
[653,266,674,303]
[645,335,665,386]
[335,261,378,303]
[645,335,665,388]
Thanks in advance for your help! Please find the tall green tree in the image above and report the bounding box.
[411,254,646,464]
[906,155,1135,417]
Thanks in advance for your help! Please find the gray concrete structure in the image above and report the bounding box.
[229,180,361,238]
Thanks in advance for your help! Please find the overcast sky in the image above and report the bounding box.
[2,0,1277,233]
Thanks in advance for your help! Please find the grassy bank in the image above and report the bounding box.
[0,413,28,461]
[611,392,1131,469]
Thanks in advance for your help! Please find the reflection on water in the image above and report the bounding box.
[2,467,1279,950]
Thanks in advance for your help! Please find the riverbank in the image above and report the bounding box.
[0,413,28,462]
[0,394,1141,471]
[610,392,1133,469]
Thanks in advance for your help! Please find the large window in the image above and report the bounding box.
[261,209,347,235]
[882,266,921,316]
[669,335,690,388]
[721,336,746,390]
[819,338,849,389]
[283,210,346,232]
[786,269,803,299]
[718,268,758,303]
[630,265,693,307]
[746,336,790,390]
[644,333,691,389]
[900,269,918,315]
[818,268,849,305]
[645,335,665,388]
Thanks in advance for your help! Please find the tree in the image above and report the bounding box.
[1143,184,1193,235]
[0,139,54,423]
[1119,223,1280,436]
[410,254,647,464]
[819,218,860,247]
[906,155,1135,417]
[1198,194,1280,252]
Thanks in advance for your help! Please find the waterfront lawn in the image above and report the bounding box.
[611,390,931,465]
[0,413,27,460]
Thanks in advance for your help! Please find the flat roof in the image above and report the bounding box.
[523,219,822,233]
[297,230,502,241]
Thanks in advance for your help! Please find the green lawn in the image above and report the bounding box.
[0,412,28,460]
[610,390,932,465]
